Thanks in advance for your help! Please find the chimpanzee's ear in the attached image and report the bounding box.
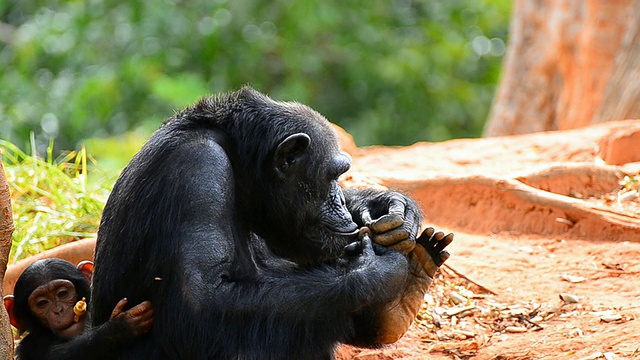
[77,260,94,284]
[3,295,25,331]
[273,133,311,179]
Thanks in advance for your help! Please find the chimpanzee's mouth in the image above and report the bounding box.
[327,223,360,237]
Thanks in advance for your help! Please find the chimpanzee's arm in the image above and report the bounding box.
[17,301,153,360]
[16,322,134,360]
[166,235,410,358]
[48,320,137,360]
[192,236,409,319]
[347,228,453,347]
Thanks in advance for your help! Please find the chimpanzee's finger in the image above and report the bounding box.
[358,227,372,241]
[388,238,416,255]
[419,227,435,243]
[360,234,376,257]
[435,251,450,267]
[110,298,129,319]
[127,300,153,317]
[373,228,410,246]
[370,213,404,233]
[370,196,406,232]
[343,241,362,256]
[435,233,454,253]
[361,208,373,227]
[387,196,406,216]
[432,231,445,242]
[419,230,445,248]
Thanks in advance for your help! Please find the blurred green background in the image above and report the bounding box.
[0,0,511,162]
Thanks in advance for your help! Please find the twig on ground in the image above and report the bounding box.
[442,264,499,296]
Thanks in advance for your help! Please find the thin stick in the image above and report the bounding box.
[442,263,499,296]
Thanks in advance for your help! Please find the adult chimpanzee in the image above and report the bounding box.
[4,258,153,360]
[91,86,453,359]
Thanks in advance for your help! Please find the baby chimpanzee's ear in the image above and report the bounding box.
[3,295,26,331]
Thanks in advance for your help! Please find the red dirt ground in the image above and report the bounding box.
[335,120,640,359]
[5,120,640,359]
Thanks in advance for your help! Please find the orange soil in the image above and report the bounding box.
[336,120,640,359]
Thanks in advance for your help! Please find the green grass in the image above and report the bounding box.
[1,140,114,263]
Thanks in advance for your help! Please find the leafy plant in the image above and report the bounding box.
[1,140,111,263]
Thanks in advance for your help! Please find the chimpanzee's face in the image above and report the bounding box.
[265,130,359,264]
[28,279,84,338]
[316,151,358,235]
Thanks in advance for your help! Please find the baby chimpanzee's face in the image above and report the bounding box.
[28,279,84,338]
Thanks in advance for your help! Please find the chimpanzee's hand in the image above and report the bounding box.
[110,298,154,337]
[413,227,453,276]
[340,234,397,269]
[374,227,453,344]
[358,192,422,255]
[340,236,376,269]
[339,234,408,303]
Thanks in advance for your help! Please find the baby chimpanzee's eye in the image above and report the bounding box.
[37,299,49,309]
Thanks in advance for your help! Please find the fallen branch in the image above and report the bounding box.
[442,264,498,296]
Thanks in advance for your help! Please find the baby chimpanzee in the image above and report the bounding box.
[4,258,153,360]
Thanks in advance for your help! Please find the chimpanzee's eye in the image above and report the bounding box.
[57,289,70,299]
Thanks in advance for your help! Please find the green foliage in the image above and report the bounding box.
[1,0,511,153]
[1,140,111,263]
[84,129,148,174]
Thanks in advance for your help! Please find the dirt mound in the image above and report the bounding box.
[334,120,640,359]
[338,120,640,242]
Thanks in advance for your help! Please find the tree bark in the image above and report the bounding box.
[593,6,640,122]
[484,0,640,136]
[0,161,14,358]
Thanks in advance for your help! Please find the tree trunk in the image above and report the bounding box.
[0,161,14,358]
[593,6,640,122]
[484,0,640,136]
